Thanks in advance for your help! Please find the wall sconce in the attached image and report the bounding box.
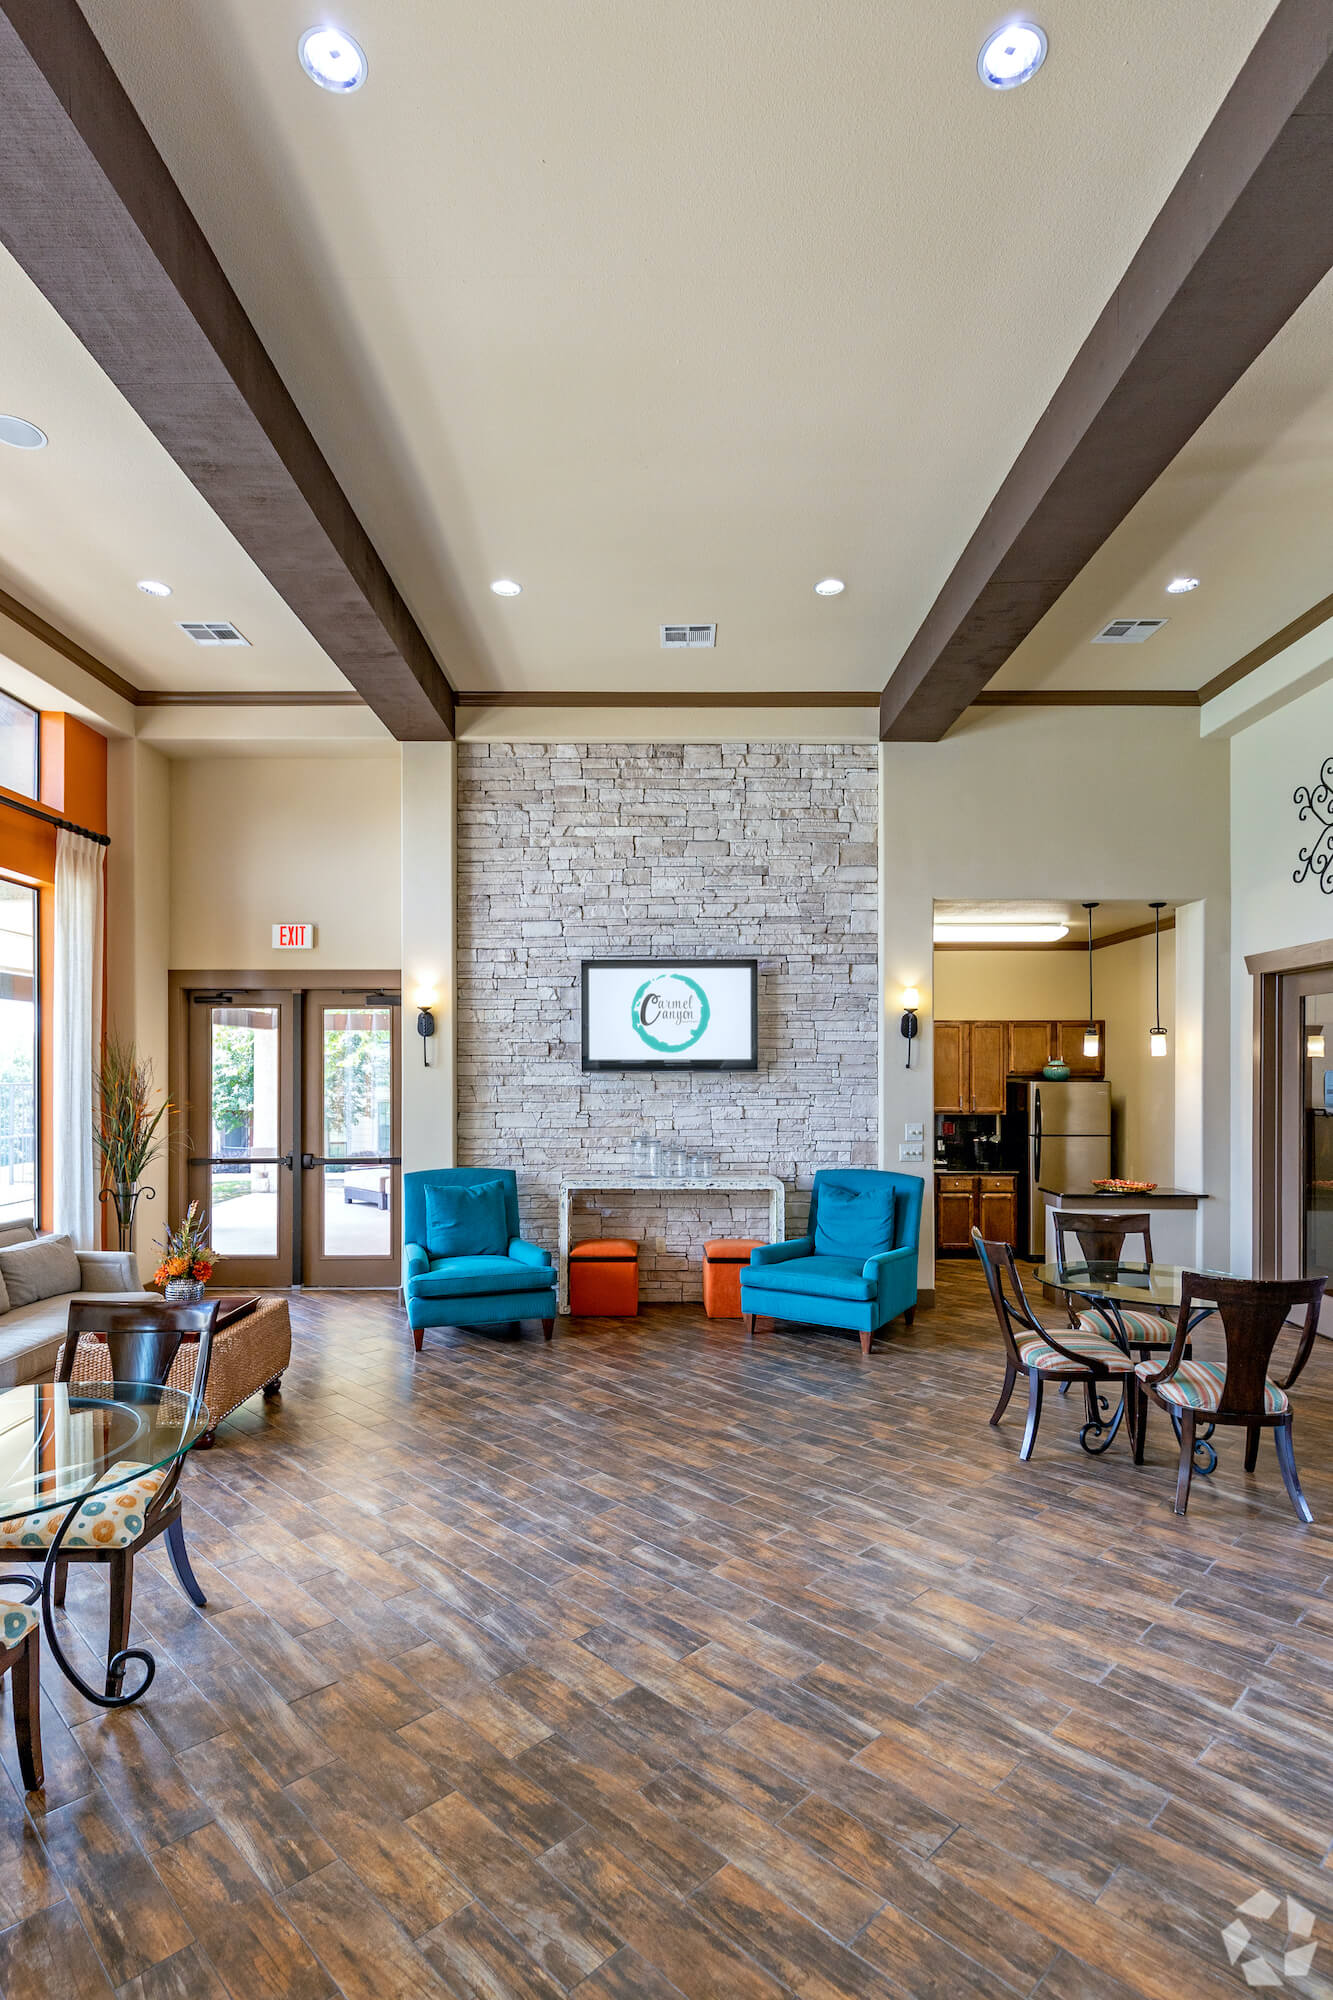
[1308,1028,1325,1060]
[414,986,437,1067]
[900,987,920,1068]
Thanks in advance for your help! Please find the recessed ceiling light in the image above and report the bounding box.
[137,579,172,598]
[934,922,1069,944]
[814,578,845,596]
[0,415,47,451]
[978,22,1048,89]
[298,26,368,92]
[490,579,522,597]
[1165,575,1200,594]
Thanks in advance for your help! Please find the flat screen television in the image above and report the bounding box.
[581,958,758,1071]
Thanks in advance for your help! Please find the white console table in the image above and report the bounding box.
[557,1174,785,1314]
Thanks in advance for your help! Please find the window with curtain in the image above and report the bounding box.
[0,879,37,1224]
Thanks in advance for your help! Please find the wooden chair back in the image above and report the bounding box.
[60,1301,220,1435]
[972,1230,1046,1367]
[1150,1273,1325,1418]
[1053,1211,1154,1273]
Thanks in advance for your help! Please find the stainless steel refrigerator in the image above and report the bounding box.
[1005,1079,1112,1257]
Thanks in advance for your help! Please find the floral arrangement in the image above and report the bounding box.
[152,1202,216,1289]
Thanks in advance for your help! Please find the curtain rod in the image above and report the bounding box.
[0,791,109,847]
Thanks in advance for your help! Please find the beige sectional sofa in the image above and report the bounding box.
[0,1223,158,1389]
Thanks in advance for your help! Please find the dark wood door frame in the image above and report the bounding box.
[1247,936,1333,1282]
[169,970,401,1289]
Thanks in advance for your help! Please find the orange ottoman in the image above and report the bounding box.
[703,1239,764,1319]
[569,1238,640,1316]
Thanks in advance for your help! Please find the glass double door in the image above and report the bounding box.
[186,987,400,1288]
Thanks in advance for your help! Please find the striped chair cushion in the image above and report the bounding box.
[0,1462,171,1552]
[1078,1307,1176,1348]
[1134,1357,1288,1415]
[1016,1327,1136,1375]
[0,1599,37,1650]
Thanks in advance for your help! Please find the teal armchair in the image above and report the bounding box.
[740,1168,922,1354]
[403,1168,555,1352]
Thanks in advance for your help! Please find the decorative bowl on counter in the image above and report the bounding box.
[1042,1061,1071,1080]
[1091,1178,1158,1194]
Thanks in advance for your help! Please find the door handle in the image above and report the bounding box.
[280,1153,295,1170]
[301,1152,317,1169]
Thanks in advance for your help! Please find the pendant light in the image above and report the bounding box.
[1082,903,1100,1060]
[1148,902,1168,1058]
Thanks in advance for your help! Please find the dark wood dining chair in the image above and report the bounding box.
[0,1301,218,1697]
[0,1599,42,1791]
[1052,1211,1179,1354]
[1134,1273,1325,1518]
[973,1230,1138,1461]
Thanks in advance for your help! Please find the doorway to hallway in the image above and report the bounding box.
[171,975,401,1288]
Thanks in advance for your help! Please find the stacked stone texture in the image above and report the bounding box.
[456,742,879,1302]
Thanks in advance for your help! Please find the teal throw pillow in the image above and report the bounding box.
[425,1180,509,1259]
[814,1181,896,1260]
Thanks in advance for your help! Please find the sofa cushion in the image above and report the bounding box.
[0,1234,80,1309]
[424,1181,509,1260]
[411,1256,554,1300]
[741,1254,876,1303]
[0,1224,35,1249]
[813,1182,896,1261]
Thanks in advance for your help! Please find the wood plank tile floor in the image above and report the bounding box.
[1,1262,1331,1999]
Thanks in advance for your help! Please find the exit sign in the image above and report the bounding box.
[273,924,314,949]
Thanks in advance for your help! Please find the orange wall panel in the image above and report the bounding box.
[39,712,108,834]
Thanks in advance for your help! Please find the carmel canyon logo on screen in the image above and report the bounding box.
[630,972,711,1054]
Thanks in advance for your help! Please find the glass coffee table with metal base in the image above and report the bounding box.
[1036,1260,1227,1470]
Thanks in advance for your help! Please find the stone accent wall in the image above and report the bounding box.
[456,742,879,1301]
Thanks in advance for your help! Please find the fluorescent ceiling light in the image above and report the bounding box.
[299,27,368,92]
[1165,575,1200,594]
[978,22,1047,89]
[490,579,522,597]
[0,415,47,450]
[934,922,1069,944]
[137,579,172,598]
[814,578,845,596]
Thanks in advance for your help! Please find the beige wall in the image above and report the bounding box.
[881,707,1230,1289]
[168,754,401,971]
[931,949,1090,1019]
[1096,930,1175,1185]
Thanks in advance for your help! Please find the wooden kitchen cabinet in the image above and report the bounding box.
[933,1023,968,1113]
[1007,1020,1054,1076]
[933,1021,1007,1113]
[936,1175,977,1251]
[977,1175,1018,1245]
[1054,1020,1107,1078]
[935,1173,1018,1253]
[968,1023,1007,1113]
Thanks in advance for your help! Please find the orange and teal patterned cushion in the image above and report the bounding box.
[0,1599,36,1649]
[0,1462,171,1552]
[1135,1357,1288,1415]
[1016,1326,1135,1375]
[1078,1307,1176,1348]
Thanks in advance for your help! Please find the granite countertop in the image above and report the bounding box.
[935,1164,1017,1176]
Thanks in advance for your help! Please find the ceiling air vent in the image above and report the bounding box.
[177,620,251,647]
[1091,618,1167,644]
[660,624,716,649]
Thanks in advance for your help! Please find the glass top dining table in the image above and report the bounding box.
[0,1380,208,1522]
[0,1380,209,1711]
[1035,1261,1229,1310]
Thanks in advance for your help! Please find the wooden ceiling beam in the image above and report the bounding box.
[880,0,1333,742]
[0,1,454,740]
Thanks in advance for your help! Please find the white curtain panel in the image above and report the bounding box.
[54,829,105,1249]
